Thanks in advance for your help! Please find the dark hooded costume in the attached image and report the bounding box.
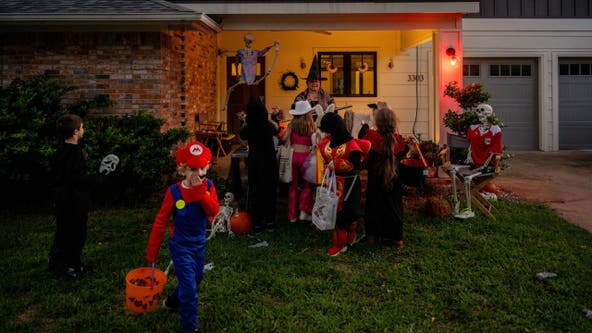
[239,98,280,232]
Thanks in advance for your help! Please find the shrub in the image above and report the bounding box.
[0,75,111,207]
[0,75,190,208]
[443,81,502,136]
[83,112,191,205]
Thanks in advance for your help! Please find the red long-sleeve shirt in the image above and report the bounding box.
[146,181,219,262]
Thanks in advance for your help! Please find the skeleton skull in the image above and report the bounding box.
[99,154,119,175]
[223,192,235,206]
[475,103,493,125]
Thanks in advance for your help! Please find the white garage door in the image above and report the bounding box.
[463,58,538,150]
[559,58,592,150]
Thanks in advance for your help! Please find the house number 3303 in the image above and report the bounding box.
[408,74,424,82]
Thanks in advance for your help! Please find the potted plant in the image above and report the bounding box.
[406,140,443,178]
[443,81,502,136]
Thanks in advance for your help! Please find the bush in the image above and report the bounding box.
[0,75,191,208]
[443,81,502,136]
[0,75,110,207]
[83,112,190,205]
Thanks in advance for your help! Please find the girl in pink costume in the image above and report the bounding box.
[282,101,319,223]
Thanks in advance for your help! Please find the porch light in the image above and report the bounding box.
[446,47,458,66]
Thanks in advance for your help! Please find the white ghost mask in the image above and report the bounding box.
[99,154,120,175]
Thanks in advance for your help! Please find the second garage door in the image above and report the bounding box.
[558,58,592,150]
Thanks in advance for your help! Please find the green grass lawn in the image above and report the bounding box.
[1,196,591,332]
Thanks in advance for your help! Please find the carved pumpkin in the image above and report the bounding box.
[230,210,252,235]
[426,196,451,217]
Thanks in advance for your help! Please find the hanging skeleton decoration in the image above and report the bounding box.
[223,33,280,111]
[207,192,235,240]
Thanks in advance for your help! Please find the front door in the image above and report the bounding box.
[226,57,266,135]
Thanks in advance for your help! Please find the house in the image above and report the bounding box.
[462,0,592,150]
[1,1,591,150]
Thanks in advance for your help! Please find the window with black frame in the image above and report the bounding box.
[319,52,377,97]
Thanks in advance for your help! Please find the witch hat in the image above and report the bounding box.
[302,55,327,82]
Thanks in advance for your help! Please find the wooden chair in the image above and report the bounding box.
[217,122,236,158]
[195,121,236,158]
[441,137,502,219]
[455,153,501,219]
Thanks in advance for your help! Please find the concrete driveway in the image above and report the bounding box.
[495,150,592,233]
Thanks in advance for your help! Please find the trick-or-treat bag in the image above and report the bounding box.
[312,168,338,231]
[277,140,293,183]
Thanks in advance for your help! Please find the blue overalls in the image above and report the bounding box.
[168,182,210,333]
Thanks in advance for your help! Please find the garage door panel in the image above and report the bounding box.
[464,58,538,150]
[559,124,592,150]
[559,58,592,149]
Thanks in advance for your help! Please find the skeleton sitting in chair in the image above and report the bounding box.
[450,103,503,219]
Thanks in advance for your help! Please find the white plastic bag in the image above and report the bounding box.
[312,168,338,231]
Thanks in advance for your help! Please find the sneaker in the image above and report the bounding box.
[327,245,347,257]
[62,267,81,279]
[454,209,475,219]
[289,218,297,223]
[298,211,312,221]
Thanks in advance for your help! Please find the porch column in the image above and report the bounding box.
[436,29,463,144]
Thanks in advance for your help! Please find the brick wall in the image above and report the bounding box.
[0,26,217,133]
[160,25,218,132]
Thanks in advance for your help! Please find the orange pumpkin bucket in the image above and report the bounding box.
[125,266,167,313]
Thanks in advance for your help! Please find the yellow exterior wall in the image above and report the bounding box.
[217,30,436,140]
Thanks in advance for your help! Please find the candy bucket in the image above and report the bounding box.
[125,267,167,313]
[400,159,427,188]
[400,141,429,188]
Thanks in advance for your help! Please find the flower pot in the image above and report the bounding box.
[447,133,469,149]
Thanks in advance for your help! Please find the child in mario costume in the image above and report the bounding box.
[146,141,220,333]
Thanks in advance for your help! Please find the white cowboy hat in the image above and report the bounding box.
[290,100,315,115]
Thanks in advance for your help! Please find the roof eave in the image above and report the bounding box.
[0,13,221,32]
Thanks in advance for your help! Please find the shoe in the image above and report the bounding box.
[162,297,179,311]
[289,218,297,223]
[454,209,475,219]
[62,267,81,279]
[298,211,312,222]
[346,221,359,246]
[384,239,404,248]
[366,235,378,244]
[266,221,276,232]
[327,229,348,257]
